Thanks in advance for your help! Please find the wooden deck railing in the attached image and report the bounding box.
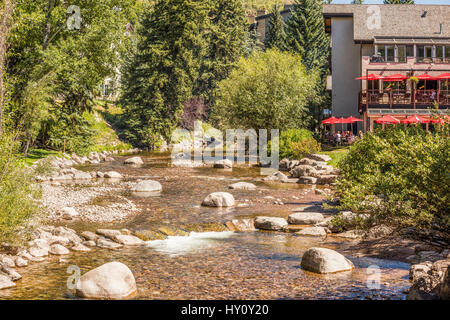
[360,89,450,110]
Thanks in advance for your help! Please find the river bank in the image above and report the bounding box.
[0,151,448,299]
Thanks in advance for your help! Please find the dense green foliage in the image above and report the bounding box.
[335,126,449,233]
[120,0,247,148]
[264,4,286,50]
[6,0,139,153]
[270,128,320,159]
[0,131,42,245]
[212,49,320,132]
[285,0,329,72]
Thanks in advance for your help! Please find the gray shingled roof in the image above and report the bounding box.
[323,4,450,42]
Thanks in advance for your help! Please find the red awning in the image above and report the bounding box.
[400,115,430,124]
[431,117,446,124]
[322,117,340,124]
[345,116,363,123]
[383,74,408,82]
[436,73,450,80]
[356,74,384,81]
[415,74,436,80]
[375,115,400,124]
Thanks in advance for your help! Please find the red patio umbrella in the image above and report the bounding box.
[322,117,340,124]
[356,74,384,81]
[345,116,363,132]
[400,115,430,124]
[375,115,400,124]
[346,116,363,123]
[382,74,408,82]
[436,73,450,80]
[415,74,436,80]
[431,117,446,124]
[436,73,450,93]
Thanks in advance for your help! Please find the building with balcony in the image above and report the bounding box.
[323,4,450,132]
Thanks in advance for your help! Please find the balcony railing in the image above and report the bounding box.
[370,56,406,63]
[360,89,450,111]
[416,57,450,64]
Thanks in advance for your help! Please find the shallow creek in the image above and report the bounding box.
[0,152,411,300]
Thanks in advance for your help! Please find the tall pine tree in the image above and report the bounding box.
[120,0,247,147]
[285,0,330,130]
[120,0,211,147]
[264,4,286,50]
[285,0,329,72]
[195,0,247,105]
[384,0,414,4]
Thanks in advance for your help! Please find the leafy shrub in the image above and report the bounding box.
[335,125,449,234]
[0,132,42,245]
[212,49,320,131]
[269,128,320,159]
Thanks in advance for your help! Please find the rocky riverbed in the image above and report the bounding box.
[0,151,448,300]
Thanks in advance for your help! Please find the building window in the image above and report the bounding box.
[417,46,433,63]
[377,45,395,62]
[397,46,406,63]
[406,45,414,57]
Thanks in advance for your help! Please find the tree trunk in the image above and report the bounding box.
[42,0,55,50]
[0,0,15,136]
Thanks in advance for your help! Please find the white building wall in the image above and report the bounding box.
[331,18,361,119]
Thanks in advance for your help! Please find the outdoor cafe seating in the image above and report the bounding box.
[358,72,450,108]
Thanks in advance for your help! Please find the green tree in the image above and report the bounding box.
[351,0,364,4]
[264,4,286,50]
[211,49,320,132]
[384,0,414,4]
[285,0,329,72]
[7,0,138,153]
[195,0,247,105]
[335,126,449,233]
[120,0,211,147]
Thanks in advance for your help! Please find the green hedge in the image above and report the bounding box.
[335,125,449,233]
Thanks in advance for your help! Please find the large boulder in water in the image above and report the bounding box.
[228,182,256,190]
[131,180,162,193]
[213,159,233,169]
[254,216,288,231]
[301,247,354,274]
[288,212,324,225]
[202,192,235,207]
[124,157,144,165]
[76,262,137,299]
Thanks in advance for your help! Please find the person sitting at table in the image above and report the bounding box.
[430,90,436,101]
[335,131,342,145]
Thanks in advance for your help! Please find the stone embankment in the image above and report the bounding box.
[263,154,339,185]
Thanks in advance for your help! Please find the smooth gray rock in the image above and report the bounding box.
[288,212,324,225]
[124,157,144,165]
[213,159,233,169]
[307,154,332,162]
[201,192,235,207]
[131,180,162,193]
[301,247,354,274]
[0,274,15,289]
[49,244,70,255]
[76,262,137,299]
[254,216,288,231]
[96,238,123,249]
[113,235,144,246]
[96,229,122,239]
[104,171,123,179]
[228,182,256,190]
[296,227,327,237]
